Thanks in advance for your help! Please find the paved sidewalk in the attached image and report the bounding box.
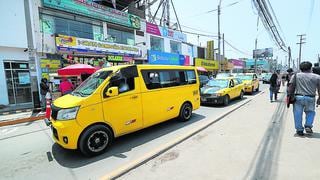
[118,88,320,180]
[0,111,45,127]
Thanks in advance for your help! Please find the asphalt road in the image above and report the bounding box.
[0,84,268,180]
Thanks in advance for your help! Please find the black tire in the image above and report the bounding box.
[223,95,230,106]
[239,91,244,100]
[178,102,193,122]
[250,86,254,95]
[79,125,113,157]
[256,85,259,92]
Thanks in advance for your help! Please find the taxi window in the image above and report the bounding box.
[234,79,239,86]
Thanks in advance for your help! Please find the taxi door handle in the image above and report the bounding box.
[131,95,138,99]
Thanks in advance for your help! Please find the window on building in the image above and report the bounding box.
[150,36,164,52]
[107,27,135,45]
[170,40,181,54]
[40,14,103,40]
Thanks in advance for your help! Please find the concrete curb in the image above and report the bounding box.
[0,115,45,127]
[0,108,35,115]
[100,91,265,180]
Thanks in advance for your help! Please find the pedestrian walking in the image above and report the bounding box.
[40,78,49,111]
[286,68,294,85]
[288,61,320,136]
[269,72,278,102]
[312,63,320,75]
[59,77,74,95]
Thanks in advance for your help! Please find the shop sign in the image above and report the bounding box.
[148,50,185,65]
[56,35,140,56]
[43,0,141,29]
[195,58,219,71]
[230,59,244,69]
[206,41,214,60]
[41,59,61,74]
[146,22,187,42]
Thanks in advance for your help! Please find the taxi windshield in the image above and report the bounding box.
[237,75,252,81]
[72,70,112,97]
[207,79,229,88]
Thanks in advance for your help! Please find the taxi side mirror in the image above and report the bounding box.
[106,87,119,97]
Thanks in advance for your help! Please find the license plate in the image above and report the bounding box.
[201,97,207,102]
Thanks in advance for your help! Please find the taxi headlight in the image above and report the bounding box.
[57,107,79,121]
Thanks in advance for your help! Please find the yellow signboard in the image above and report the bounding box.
[195,58,219,71]
[55,35,77,47]
[206,40,214,60]
[40,59,61,69]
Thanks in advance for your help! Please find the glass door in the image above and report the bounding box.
[4,62,32,104]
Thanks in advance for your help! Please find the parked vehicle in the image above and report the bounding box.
[199,75,209,88]
[262,73,272,84]
[236,73,260,94]
[45,65,200,156]
[200,77,245,106]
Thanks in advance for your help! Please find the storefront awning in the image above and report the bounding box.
[58,64,96,76]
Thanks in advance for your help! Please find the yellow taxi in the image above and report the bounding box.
[236,73,259,94]
[200,77,245,106]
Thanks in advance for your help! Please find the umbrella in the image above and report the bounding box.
[196,66,207,72]
[57,64,96,76]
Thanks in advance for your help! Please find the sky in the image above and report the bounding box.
[151,0,320,65]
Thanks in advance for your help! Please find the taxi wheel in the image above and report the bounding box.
[250,86,254,95]
[79,125,113,157]
[223,95,230,106]
[256,85,260,92]
[178,102,193,122]
[239,91,244,99]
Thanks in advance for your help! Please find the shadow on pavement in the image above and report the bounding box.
[52,113,206,168]
[243,93,287,180]
[305,132,320,139]
[201,97,249,108]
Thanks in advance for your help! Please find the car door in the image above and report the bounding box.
[229,79,237,99]
[102,66,143,136]
[233,78,242,97]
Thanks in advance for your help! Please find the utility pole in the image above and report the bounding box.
[288,46,291,68]
[254,16,259,73]
[222,33,225,60]
[318,54,320,64]
[297,34,306,67]
[217,0,222,72]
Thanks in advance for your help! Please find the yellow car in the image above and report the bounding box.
[236,73,260,94]
[200,77,245,105]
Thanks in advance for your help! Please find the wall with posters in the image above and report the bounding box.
[230,59,245,69]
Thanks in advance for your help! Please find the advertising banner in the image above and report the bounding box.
[230,59,245,69]
[56,35,140,56]
[148,50,187,65]
[206,40,214,60]
[253,48,273,58]
[146,22,187,42]
[195,58,219,71]
[43,0,141,29]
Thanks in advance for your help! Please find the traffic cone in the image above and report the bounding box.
[45,98,51,120]
[45,92,52,120]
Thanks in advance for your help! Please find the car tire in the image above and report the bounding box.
[256,85,259,92]
[250,86,254,95]
[223,95,230,106]
[79,125,113,157]
[239,91,244,99]
[178,102,193,122]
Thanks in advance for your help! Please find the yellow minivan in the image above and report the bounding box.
[45,65,200,156]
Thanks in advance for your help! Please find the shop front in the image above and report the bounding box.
[194,58,219,75]
[148,50,190,65]
[221,60,234,72]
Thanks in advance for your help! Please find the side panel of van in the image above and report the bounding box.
[101,71,143,137]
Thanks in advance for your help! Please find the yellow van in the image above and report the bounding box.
[45,65,200,156]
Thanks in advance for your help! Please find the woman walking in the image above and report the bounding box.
[269,72,278,102]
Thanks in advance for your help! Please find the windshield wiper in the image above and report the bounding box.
[72,91,85,97]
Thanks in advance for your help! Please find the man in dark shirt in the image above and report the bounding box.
[312,63,320,75]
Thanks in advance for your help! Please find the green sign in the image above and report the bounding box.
[107,55,123,62]
[43,0,141,29]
